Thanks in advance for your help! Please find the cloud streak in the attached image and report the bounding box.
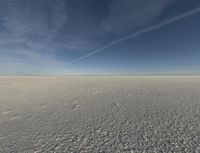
[65,7,200,66]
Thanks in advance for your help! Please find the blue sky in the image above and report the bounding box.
[0,0,200,75]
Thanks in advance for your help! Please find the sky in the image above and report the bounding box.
[0,0,200,75]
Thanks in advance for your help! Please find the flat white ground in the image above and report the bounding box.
[0,76,200,153]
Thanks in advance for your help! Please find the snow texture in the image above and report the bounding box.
[0,76,200,153]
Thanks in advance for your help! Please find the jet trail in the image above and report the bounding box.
[65,7,200,66]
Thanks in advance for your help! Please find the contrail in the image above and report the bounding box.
[65,7,200,66]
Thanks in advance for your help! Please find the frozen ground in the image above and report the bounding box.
[0,76,200,153]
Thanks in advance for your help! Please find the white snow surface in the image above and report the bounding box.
[0,76,200,153]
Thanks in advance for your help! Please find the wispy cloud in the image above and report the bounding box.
[1,0,199,74]
[0,0,68,74]
[101,0,175,36]
[65,6,200,66]
[0,45,65,75]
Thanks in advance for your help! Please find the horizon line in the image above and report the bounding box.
[1,72,200,77]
